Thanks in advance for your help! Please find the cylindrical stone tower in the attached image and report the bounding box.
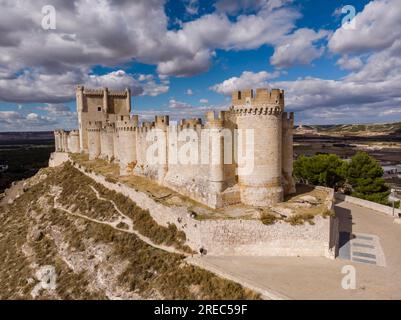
[67,130,80,153]
[155,115,169,183]
[100,122,115,161]
[282,112,296,195]
[232,88,284,206]
[61,130,68,153]
[87,121,102,160]
[76,85,87,153]
[54,130,62,152]
[117,116,138,175]
[206,112,225,194]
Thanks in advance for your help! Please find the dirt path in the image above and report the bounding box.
[52,185,190,256]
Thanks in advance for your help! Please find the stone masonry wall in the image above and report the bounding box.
[67,156,337,259]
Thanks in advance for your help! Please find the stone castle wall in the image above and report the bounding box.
[54,130,80,154]
[54,86,296,209]
[72,161,337,259]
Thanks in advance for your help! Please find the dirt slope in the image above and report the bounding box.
[0,164,259,300]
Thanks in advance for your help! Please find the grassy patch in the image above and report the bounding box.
[260,213,278,225]
[286,214,315,226]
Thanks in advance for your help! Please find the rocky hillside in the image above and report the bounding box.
[294,122,401,137]
[0,164,259,300]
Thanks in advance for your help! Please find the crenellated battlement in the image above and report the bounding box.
[180,118,202,126]
[101,122,115,134]
[231,88,284,109]
[155,115,170,127]
[116,115,139,131]
[87,121,102,132]
[82,87,130,98]
[70,129,79,135]
[230,105,282,116]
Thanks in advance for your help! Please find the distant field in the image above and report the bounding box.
[295,122,401,137]
[294,135,401,190]
[0,132,54,193]
[1,128,400,193]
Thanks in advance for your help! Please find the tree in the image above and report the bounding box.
[293,151,392,206]
[293,154,346,188]
[344,151,390,204]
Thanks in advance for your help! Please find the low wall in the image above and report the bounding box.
[335,193,401,217]
[68,156,337,259]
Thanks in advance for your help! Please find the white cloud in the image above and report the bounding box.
[209,0,401,124]
[328,0,401,54]
[156,49,213,77]
[168,99,192,109]
[215,0,289,15]
[272,41,401,123]
[186,89,193,95]
[0,0,303,100]
[39,104,73,116]
[336,55,364,71]
[270,28,330,68]
[86,70,143,95]
[210,70,280,95]
[345,40,401,82]
[26,113,39,120]
[0,70,84,103]
[137,74,169,97]
[199,98,209,104]
[138,74,153,82]
[0,69,167,103]
[0,111,23,121]
[136,103,228,122]
[212,37,401,124]
[0,110,58,130]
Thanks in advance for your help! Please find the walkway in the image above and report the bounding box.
[188,200,401,299]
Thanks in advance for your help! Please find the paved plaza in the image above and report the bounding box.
[192,200,401,299]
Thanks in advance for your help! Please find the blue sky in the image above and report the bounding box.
[0,0,400,131]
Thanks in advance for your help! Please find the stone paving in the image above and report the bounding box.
[191,200,401,299]
[339,232,386,267]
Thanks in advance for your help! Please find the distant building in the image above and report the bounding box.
[382,165,401,178]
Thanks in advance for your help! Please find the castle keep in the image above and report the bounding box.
[55,86,295,208]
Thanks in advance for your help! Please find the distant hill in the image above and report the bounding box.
[0,131,53,144]
[294,122,401,137]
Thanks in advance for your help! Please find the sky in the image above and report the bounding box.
[0,0,400,131]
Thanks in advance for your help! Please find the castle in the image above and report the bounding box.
[54,86,295,209]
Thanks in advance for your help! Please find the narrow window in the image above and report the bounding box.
[97,107,101,111]
[238,91,241,100]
